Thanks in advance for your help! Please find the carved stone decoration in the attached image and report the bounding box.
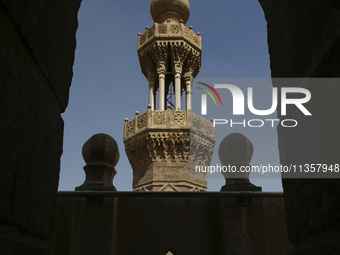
[184,27,190,37]
[161,184,178,191]
[124,110,215,191]
[171,24,180,34]
[148,26,155,38]
[159,24,167,34]
[137,6,202,81]
[137,112,147,129]
[153,111,166,125]
[126,119,134,137]
[172,112,185,125]
[140,34,146,45]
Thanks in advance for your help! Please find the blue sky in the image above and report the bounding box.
[59,0,283,191]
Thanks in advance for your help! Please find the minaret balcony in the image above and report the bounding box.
[123,108,215,191]
[123,109,214,142]
[137,22,201,52]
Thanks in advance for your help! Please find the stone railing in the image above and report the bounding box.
[123,109,214,140]
[190,112,215,138]
[137,21,201,50]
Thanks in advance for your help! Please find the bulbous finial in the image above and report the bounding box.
[218,133,261,192]
[218,133,253,166]
[82,133,119,168]
[76,133,119,191]
[150,0,190,24]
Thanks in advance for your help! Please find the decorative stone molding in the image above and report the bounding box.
[158,24,167,34]
[124,110,215,191]
[138,21,201,81]
[138,23,201,50]
[133,180,207,192]
[124,109,213,140]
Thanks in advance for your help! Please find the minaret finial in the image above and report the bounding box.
[150,0,190,24]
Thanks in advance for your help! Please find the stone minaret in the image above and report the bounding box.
[124,0,215,191]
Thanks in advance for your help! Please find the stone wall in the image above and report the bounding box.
[259,0,340,254]
[50,192,292,255]
[0,1,81,253]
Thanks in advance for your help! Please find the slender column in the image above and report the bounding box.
[154,90,157,110]
[158,71,166,110]
[174,71,182,111]
[186,77,193,110]
[148,77,155,110]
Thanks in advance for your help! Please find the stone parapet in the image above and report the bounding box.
[49,192,293,255]
[137,22,201,52]
[124,109,214,140]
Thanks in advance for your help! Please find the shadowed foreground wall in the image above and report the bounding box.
[0,1,81,253]
[50,192,292,255]
[259,0,340,254]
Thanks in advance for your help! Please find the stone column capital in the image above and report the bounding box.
[157,62,167,75]
[185,77,193,84]
[184,69,193,80]
[173,62,183,74]
[174,70,182,79]
[158,71,166,79]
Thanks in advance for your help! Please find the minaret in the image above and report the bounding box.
[124,0,215,191]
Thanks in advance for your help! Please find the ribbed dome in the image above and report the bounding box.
[150,0,190,24]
